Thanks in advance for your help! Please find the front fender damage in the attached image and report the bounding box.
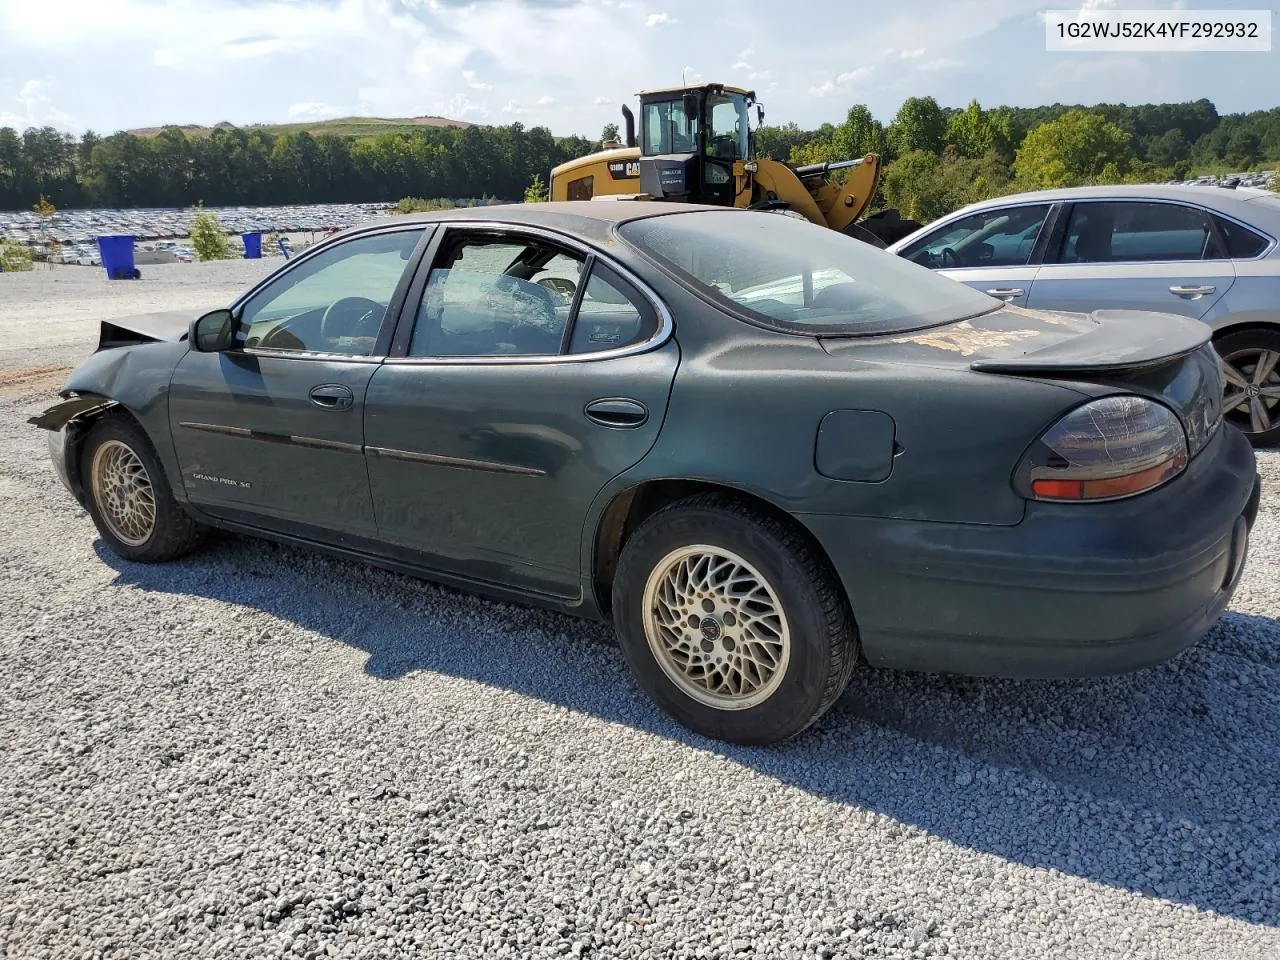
[27,394,117,432]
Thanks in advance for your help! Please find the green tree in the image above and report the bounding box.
[831,105,883,160]
[1146,128,1190,166]
[523,172,548,202]
[945,100,1009,160]
[189,203,230,260]
[888,96,946,157]
[600,123,620,145]
[1014,109,1135,188]
[1,235,33,272]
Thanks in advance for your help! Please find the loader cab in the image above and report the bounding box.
[637,83,755,207]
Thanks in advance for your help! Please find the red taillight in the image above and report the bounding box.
[1021,396,1189,503]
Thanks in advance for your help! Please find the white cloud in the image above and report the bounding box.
[535,95,555,106]
[461,70,493,92]
[836,66,874,85]
[287,101,343,120]
[501,99,525,114]
[739,45,754,61]
[645,12,675,27]
[732,60,751,71]
[918,57,964,71]
[593,96,613,105]
[899,47,926,59]
[221,36,306,59]
[811,65,874,96]
[1,79,78,131]
[153,48,179,68]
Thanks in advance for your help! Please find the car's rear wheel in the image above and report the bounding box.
[81,415,206,562]
[612,493,859,745]
[1215,329,1280,447]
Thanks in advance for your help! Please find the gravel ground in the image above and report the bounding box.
[1,263,1278,960]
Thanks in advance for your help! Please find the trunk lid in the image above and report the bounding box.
[820,302,1225,458]
[819,303,1210,373]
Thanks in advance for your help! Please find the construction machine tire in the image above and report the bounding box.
[841,221,888,248]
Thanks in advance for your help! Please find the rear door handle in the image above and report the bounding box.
[309,383,354,410]
[1169,284,1216,298]
[984,288,1024,300]
[584,397,648,428]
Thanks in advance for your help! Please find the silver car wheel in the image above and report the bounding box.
[641,544,791,711]
[90,439,157,547]
[1222,348,1280,436]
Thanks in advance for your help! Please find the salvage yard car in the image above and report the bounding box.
[31,202,1262,745]
[885,183,1280,446]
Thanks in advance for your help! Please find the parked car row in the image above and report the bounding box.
[0,202,394,248]
[884,183,1280,446]
[30,200,1262,745]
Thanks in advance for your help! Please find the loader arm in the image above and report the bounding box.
[808,154,881,232]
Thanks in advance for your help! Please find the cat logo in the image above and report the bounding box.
[606,160,640,180]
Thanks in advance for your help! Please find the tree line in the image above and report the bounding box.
[760,97,1280,222]
[1,96,1278,215]
[0,122,596,211]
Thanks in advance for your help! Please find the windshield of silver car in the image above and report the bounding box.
[619,209,1002,335]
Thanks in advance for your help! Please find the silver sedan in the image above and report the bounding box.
[886,183,1280,446]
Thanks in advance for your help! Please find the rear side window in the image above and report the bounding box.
[1212,215,1270,258]
[620,209,1001,336]
[1057,201,1213,263]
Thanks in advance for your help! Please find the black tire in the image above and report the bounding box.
[79,413,206,562]
[1213,328,1280,448]
[611,493,859,745]
[841,221,888,248]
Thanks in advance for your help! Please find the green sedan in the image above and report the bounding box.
[31,202,1261,745]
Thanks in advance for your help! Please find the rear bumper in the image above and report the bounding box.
[798,424,1261,678]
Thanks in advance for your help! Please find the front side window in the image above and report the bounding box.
[621,209,1000,336]
[1057,201,1214,263]
[237,228,425,355]
[705,93,749,162]
[407,233,657,358]
[642,99,697,155]
[900,205,1051,269]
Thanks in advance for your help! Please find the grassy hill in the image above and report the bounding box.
[126,115,474,139]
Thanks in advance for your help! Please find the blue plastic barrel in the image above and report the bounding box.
[242,231,262,259]
[97,235,139,280]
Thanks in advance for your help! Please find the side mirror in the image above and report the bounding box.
[189,308,235,352]
[682,91,698,123]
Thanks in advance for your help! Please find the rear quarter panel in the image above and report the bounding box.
[582,297,1092,536]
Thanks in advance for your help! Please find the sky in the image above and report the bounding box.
[0,0,1276,139]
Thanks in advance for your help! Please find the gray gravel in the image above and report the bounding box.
[2,263,1278,959]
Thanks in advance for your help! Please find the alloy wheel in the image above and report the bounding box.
[1221,347,1280,437]
[641,544,792,711]
[90,439,157,547]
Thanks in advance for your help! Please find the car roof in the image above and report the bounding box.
[954,182,1279,220]
[332,200,748,242]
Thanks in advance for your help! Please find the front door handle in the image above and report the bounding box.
[985,288,1024,300]
[309,383,354,410]
[1170,284,1216,299]
[585,397,648,428]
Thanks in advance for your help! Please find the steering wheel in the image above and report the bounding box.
[321,296,384,342]
[940,247,961,268]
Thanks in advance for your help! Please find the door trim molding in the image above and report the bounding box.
[177,421,364,454]
[365,444,546,476]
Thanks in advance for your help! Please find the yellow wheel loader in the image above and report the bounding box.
[548,82,921,246]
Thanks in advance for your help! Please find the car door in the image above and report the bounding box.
[363,224,679,598]
[893,202,1055,306]
[168,225,431,540]
[1025,199,1236,319]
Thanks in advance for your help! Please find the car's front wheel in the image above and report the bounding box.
[612,494,859,745]
[1216,328,1280,447]
[80,414,206,563]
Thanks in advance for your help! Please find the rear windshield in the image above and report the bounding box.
[618,209,1000,336]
